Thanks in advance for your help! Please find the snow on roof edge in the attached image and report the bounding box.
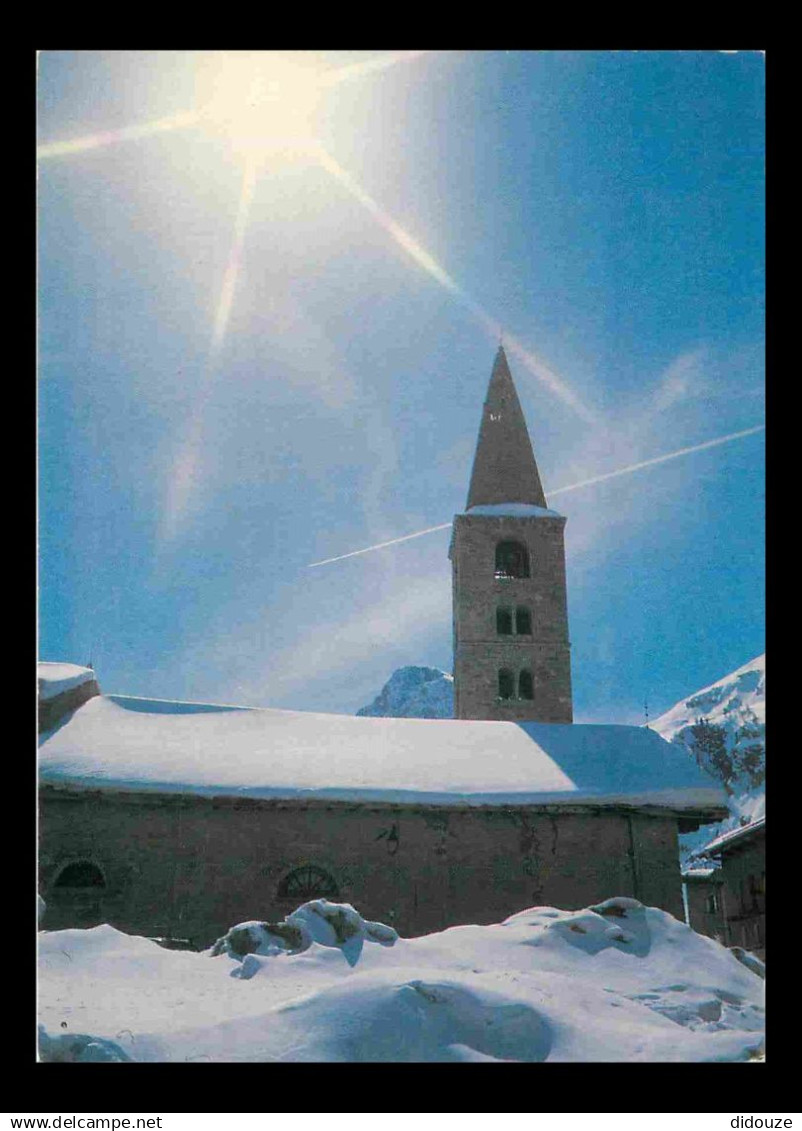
[701,816,766,856]
[38,771,728,814]
[38,662,97,702]
[462,502,565,519]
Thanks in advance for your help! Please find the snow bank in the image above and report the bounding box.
[38,898,764,1063]
[38,694,725,813]
[38,662,95,702]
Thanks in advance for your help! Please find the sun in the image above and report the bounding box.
[199,52,325,165]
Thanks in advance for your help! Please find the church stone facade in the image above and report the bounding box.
[39,784,687,947]
[38,348,729,945]
[450,346,573,722]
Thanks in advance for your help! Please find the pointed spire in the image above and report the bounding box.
[465,346,548,509]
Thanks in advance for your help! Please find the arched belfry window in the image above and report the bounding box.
[498,605,532,635]
[497,669,535,702]
[277,864,339,901]
[496,607,513,635]
[515,606,532,635]
[498,669,515,700]
[495,541,530,580]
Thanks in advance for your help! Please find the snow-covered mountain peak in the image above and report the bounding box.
[651,655,765,866]
[356,666,454,719]
[651,655,764,741]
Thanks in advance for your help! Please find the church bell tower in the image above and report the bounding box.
[449,346,573,722]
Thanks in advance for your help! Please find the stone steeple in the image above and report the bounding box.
[449,348,573,723]
[466,345,548,510]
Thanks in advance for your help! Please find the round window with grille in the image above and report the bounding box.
[277,864,339,900]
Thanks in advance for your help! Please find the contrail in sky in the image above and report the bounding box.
[307,424,765,568]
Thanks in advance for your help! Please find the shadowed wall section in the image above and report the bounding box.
[39,784,683,946]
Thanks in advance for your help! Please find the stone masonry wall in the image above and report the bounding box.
[451,513,572,721]
[39,786,683,946]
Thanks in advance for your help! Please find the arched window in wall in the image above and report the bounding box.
[498,669,515,700]
[518,670,534,700]
[49,860,106,928]
[496,607,513,635]
[497,669,534,702]
[277,864,339,901]
[54,861,106,889]
[495,541,530,579]
[497,605,532,635]
[515,606,532,635]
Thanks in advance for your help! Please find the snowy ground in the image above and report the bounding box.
[38,897,764,1063]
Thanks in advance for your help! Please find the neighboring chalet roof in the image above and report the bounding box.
[38,685,726,819]
[682,868,722,883]
[700,817,766,858]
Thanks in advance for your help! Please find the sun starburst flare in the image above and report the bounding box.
[39,50,609,545]
[36,52,428,163]
[36,110,200,159]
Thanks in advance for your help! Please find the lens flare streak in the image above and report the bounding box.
[314,147,596,424]
[211,158,259,356]
[37,111,200,159]
[321,51,430,88]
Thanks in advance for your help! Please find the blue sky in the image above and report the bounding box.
[38,50,765,721]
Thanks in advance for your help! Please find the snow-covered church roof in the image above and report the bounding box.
[38,689,726,816]
[38,662,96,701]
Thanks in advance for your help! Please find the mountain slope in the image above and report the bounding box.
[650,655,765,863]
[651,655,764,751]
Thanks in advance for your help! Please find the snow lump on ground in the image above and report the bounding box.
[38,897,764,1063]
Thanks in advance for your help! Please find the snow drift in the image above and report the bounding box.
[38,897,764,1063]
